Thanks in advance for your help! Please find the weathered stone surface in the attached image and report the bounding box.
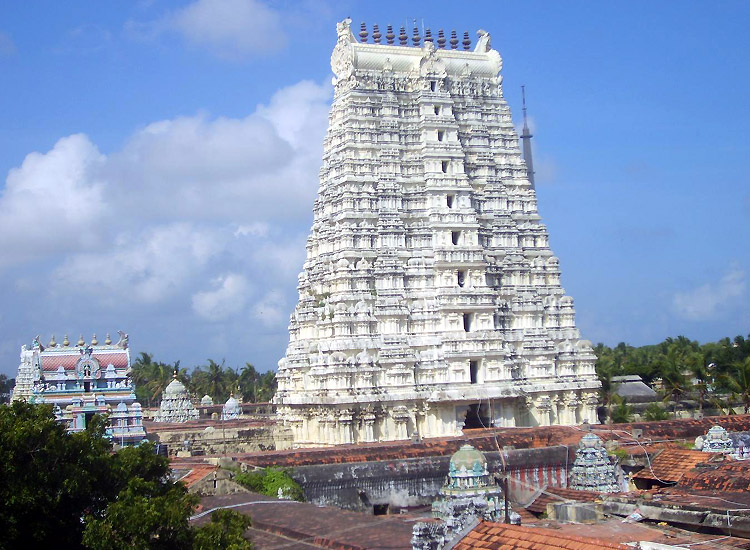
[275,19,599,447]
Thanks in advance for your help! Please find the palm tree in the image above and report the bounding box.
[720,357,750,414]
[659,345,691,418]
[239,363,259,403]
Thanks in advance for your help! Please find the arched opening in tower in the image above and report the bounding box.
[463,403,490,430]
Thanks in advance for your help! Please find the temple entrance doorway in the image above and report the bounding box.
[463,403,490,430]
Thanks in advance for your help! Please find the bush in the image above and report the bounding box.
[643,403,670,421]
[235,467,304,501]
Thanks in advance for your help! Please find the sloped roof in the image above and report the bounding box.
[678,460,750,492]
[525,487,602,514]
[631,447,715,483]
[454,521,631,550]
[40,350,128,371]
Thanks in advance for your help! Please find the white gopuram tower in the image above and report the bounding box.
[275,20,600,447]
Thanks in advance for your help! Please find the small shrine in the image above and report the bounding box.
[569,433,621,493]
[432,444,519,524]
[12,332,146,446]
[200,394,214,406]
[154,372,199,423]
[221,393,242,420]
[697,425,734,454]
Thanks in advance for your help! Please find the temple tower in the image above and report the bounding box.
[275,20,599,447]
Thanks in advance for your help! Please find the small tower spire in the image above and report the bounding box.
[520,85,536,190]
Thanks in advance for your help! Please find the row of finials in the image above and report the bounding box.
[358,23,474,50]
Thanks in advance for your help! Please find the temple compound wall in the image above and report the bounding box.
[275,20,600,447]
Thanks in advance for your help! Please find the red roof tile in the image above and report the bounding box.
[454,521,631,550]
[41,350,128,371]
[631,447,714,483]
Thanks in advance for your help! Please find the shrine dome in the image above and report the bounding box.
[450,444,487,472]
[164,377,188,397]
[221,394,242,420]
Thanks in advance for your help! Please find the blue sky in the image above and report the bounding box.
[0,1,748,377]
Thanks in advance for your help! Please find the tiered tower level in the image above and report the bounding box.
[275,20,600,447]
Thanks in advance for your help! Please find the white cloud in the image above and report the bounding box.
[127,0,287,60]
[252,289,287,327]
[192,273,251,321]
[0,134,108,268]
[54,223,223,305]
[673,268,746,320]
[106,80,330,224]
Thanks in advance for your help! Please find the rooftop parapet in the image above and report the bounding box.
[332,18,503,82]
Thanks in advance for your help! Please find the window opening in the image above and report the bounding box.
[463,404,489,430]
[470,361,479,384]
[434,105,440,116]
[457,270,466,287]
[84,381,91,393]
[446,194,454,208]
[451,231,460,245]
[373,504,390,516]
[441,160,449,173]
[430,81,436,92]
[437,130,445,142]
[463,313,472,332]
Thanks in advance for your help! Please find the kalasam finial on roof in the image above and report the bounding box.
[386,24,394,44]
[91,333,98,346]
[412,22,420,46]
[372,23,381,43]
[49,334,57,348]
[437,29,446,49]
[105,333,112,345]
[359,22,368,42]
[424,28,433,44]
[63,334,70,347]
[462,31,471,50]
[399,26,407,46]
[450,30,458,49]
[77,334,85,347]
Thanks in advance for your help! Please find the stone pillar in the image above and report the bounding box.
[393,405,410,440]
[338,409,353,444]
[361,410,376,443]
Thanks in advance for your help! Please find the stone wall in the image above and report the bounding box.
[289,445,572,512]
[145,420,293,456]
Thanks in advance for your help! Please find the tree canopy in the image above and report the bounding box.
[0,401,251,550]
[595,333,750,421]
[130,355,276,406]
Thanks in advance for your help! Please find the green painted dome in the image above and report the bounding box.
[450,444,487,472]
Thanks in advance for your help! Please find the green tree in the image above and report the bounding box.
[130,352,185,407]
[0,401,113,548]
[0,401,249,549]
[235,467,303,501]
[643,403,670,421]
[193,510,253,550]
[610,396,633,424]
[719,357,750,413]
[0,373,15,402]
[83,478,197,550]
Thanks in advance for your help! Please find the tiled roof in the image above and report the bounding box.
[194,493,415,550]
[676,460,750,492]
[454,521,631,550]
[525,487,602,514]
[232,415,750,468]
[41,350,128,371]
[178,465,218,488]
[631,447,714,483]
